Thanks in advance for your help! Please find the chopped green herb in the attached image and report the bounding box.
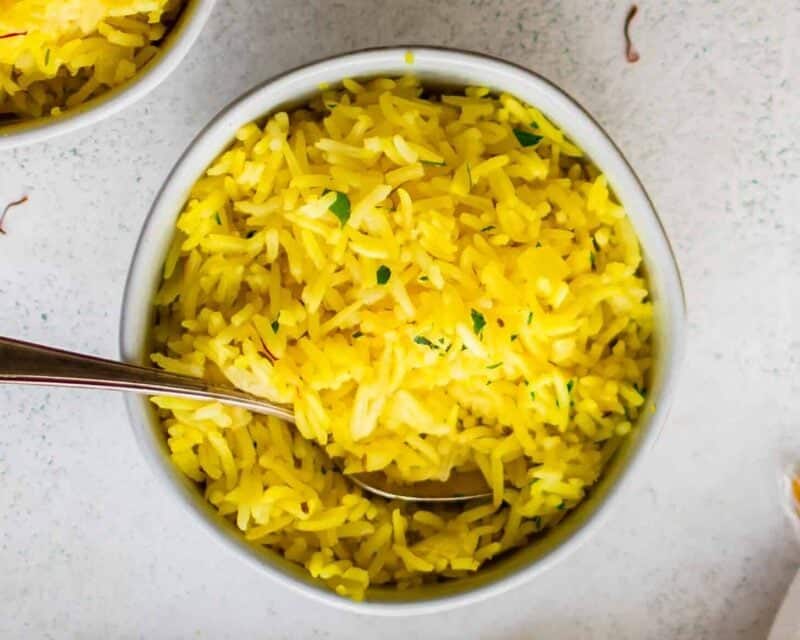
[535,241,542,248]
[445,344,452,353]
[592,236,600,251]
[486,380,492,386]
[513,128,543,147]
[633,383,646,398]
[531,120,539,129]
[530,391,536,401]
[523,380,529,386]
[414,335,435,348]
[420,160,446,166]
[590,251,596,268]
[376,265,391,285]
[527,311,534,325]
[510,334,519,342]
[327,190,351,225]
[44,49,50,65]
[567,380,574,393]
[555,398,560,408]
[533,515,542,529]
[419,275,429,282]
[214,212,222,225]
[246,230,256,238]
[557,500,566,510]
[480,225,496,232]
[271,320,279,333]
[470,308,486,334]
[352,331,363,338]
[460,345,468,352]
[487,362,503,369]
[437,337,446,345]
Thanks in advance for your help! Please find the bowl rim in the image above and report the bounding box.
[0,0,217,150]
[119,45,687,616]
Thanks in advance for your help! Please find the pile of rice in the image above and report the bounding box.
[0,0,184,121]
[150,76,653,600]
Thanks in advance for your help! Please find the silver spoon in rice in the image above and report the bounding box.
[0,336,491,502]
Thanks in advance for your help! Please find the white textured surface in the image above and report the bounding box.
[1,1,798,638]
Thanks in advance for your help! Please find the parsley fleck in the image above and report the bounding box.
[414,335,435,348]
[533,515,542,529]
[592,237,600,251]
[567,380,574,393]
[352,331,363,338]
[556,398,560,408]
[510,334,519,342]
[633,383,646,398]
[470,308,486,334]
[557,500,566,511]
[527,311,534,325]
[590,251,596,268]
[376,265,391,285]
[326,190,351,226]
[513,128,543,147]
[270,316,280,333]
[481,225,496,232]
[535,241,542,248]
[246,230,256,238]
[419,275,429,282]
[487,362,502,369]
[214,212,222,225]
[530,390,536,401]
[445,343,452,353]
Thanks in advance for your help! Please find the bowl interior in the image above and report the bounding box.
[0,0,215,149]
[120,47,686,614]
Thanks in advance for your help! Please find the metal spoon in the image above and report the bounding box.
[0,336,491,502]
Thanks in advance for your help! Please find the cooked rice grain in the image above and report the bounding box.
[150,76,654,600]
[0,0,185,122]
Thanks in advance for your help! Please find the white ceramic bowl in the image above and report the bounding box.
[120,47,687,615]
[0,0,216,150]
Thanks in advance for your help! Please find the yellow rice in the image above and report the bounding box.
[0,0,184,121]
[150,76,653,600]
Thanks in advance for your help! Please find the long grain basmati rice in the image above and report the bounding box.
[0,0,184,121]
[150,76,654,600]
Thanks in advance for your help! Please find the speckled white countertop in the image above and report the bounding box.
[1,1,799,638]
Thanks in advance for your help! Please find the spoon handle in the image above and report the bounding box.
[0,336,295,422]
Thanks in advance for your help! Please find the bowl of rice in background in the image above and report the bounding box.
[0,0,215,149]
[120,47,686,614]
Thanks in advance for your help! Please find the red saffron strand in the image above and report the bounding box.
[624,5,640,63]
[0,196,29,235]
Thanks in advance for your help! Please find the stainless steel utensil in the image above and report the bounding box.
[0,336,491,502]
